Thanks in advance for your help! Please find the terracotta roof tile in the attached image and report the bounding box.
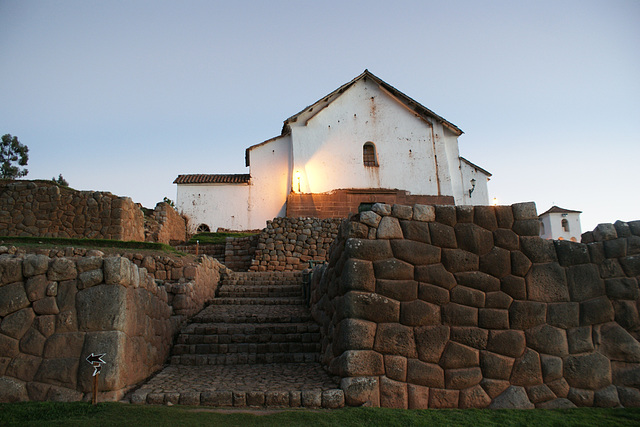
[539,205,582,216]
[173,174,251,184]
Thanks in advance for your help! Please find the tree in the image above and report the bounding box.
[1,134,29,179]
[163,197,175,207]
[52,174,69,186]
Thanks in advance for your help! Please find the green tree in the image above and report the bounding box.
[1,134,29,179]
[52,174,69,186]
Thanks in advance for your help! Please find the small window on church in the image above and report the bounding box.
[197,224,210,233]
[561,219,570,232]
[363,142,378,167]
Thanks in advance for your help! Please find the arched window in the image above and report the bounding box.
[197,224,210,233]
[561,219,570,232]
[363,142,378,167]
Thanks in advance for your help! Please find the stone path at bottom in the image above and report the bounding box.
[129,363,342,408]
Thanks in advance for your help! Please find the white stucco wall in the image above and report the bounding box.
[288,78,443,196]
[458,158,490,205]
[176,184,250,232]
[540,212,582,241]
[246,134,291,229]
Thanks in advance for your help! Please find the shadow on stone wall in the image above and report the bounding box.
[310,202,640,409]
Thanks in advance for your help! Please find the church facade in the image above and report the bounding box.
[174,70,491,232]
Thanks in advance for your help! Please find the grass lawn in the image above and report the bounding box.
[1,402,640,427]
[0,235,184,255]
[187,231,258,245]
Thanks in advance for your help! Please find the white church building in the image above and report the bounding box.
[174,70,491,232]
[539,206,583,241]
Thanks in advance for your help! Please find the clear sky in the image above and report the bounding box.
[1,0,638,233]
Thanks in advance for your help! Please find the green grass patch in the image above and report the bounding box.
[0,235,182,254]
[188,232,257,245]
[1,402,640,427]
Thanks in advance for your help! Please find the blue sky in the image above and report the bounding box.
[1,0,638,232]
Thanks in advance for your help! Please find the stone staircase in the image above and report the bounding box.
[130,271,343,408]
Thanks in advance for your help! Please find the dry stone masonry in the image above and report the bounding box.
[309,202,640,409]
[0,246,224,402]
[250,217,341,272]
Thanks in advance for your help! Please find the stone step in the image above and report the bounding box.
[178,321,320,338]
[170,351,321,365]
[129,363,343,408]
[217,285,301,298]
[209,297,305,306]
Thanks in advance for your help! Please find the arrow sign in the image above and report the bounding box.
[86,353,106,365]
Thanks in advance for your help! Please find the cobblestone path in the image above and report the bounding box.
[130,271,344,408]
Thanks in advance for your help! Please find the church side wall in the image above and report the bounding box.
[176,184,250,232]
[310,202,640,409]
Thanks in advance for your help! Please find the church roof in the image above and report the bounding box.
[282,69,463,136]
[539,206,582,216]
[173,174,250,184]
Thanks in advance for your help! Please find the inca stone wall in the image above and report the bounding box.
[145,202,187,245]
[249,217,341,272]
[0,246,224,402]
[309,202,640,409]
[0,181,144,242]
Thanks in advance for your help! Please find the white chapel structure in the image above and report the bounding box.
[175,70,491,232]
[539,206,583,242]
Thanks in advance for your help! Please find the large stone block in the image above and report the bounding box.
[480,350,514,380]
[377,216,403,239]
[407,384,430,409]
[441,249,479,273]
[400,300,440,326]
[450,286,485,308]
[567,326,594,354]
[376,279,417,302]
[500,275,526,300]
[525,324,568,357]
[406,358,444,388]
[540,354,563,382]
[474,206,498,231]
[0,282,30,317]
[525,263,569,302]
[20,327,46,357]
[580,296,614,326]
[384,354,407,381]
[459,384,491,408]
[604,238,628,259]
[414,263,456,289]
[485,291,513,309]
[510,348,543,386]
[0,307,35,339]
[510,251,532,277]
[488,385,534,409]
[429,388,459,408]
[494,206,514,229]
[35,358,79,389]
[373,258,414,280]
[450,326,488,349]
[479,247,511,278]
[442,303,478,327]
[339,259,375,294]
[594,385,620,408]
[333,318,377,355]
[48,258,77,281]
[43,332,85,358]
[509,300,546,330]
[0,376,28,403]
[418,282,450,304]
[564,352,612,390]
[76,284,128,331]
[330,350,384,377]
[520,237,557,263]
[446,367,482,390]
[487,329,526,358]
[359,211,381,228]
[512,220,540,236]
[0,333,19,358]
[511,202,537,220]
[596,322,640,363]
[478,308,509,329]
[566,264,604,302]
[340,376,380,407]
[413,205,435,222]
[23,254,50,277]
[0,257,23,285]
[79,331,128,391]
[455,223,493,256]
[547,302,579,329]
[390,240,440,266]
[415,325,449,363]
[554,240,590,266]
[373,323,417,358]
[567,387,595,407]
[605,277,639,300]
[379,376,408,408]
[493,228,519,250]
[440,341,479,369]
[399,220,431,243]
[526,383,556,405]
[620,255,640,277]
[612,361,640,389]
[613,300,640,330]
[6,353,42,382]
[454,271,500,292]
[428,223,457,248]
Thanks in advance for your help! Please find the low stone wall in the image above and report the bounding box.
[0,181,144,241]
[0,247,224,402]
[310,202,640,409]
[249,217,341,272]
[146,202,187,245]
[224,235,258,271]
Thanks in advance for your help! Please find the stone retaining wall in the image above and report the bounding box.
[146,202,187,245]
[249,217,341,272]
[0,181,144,241]
[224,235,258,271]
[0,247,225,402]
[310,202,640,409]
